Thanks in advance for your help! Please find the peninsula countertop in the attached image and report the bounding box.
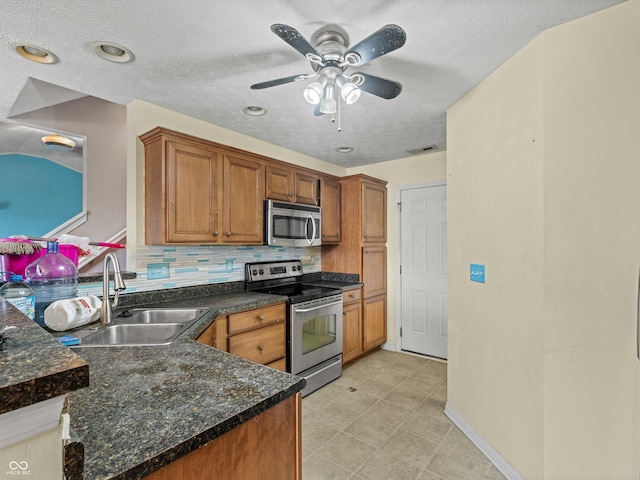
[67,290,304,480]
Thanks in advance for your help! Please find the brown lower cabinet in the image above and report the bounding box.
[197,303,287,371]
[145,393,301,480]
[342,288,363,364]
[363,294,387,351]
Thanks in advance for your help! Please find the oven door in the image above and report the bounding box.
[289,295,343,375]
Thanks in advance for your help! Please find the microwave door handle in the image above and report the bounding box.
[310,214,317,245]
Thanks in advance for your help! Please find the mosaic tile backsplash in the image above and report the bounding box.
[78,244,322,296]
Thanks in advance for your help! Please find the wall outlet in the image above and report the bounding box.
[148,263,170,280]
[225,258,233,273]
[470,263,486,283]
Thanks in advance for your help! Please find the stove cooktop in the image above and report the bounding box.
[245,260,342,304]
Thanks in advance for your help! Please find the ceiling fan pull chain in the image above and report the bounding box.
[337,95,342,132]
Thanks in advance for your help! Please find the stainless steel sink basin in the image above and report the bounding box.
[115,308,208,324]
[70,307,209,348]
[77,323,186,347]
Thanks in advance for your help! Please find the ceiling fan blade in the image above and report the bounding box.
[250,74,308,90]
[356,73,403,99]
[346,25,406,65]
[271,24,320,58]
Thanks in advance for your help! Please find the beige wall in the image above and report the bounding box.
[447,38,545,479]
[541,2,640,477]
[447,1,640,478]
[348,151,447,346]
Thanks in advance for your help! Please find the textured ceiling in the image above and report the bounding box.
[0,0,626,167]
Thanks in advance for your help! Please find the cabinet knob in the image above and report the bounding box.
[349,293,354,298]
[288,192,293,197]
[226,231,232,237]
[296,193,301,198]
[258,314,264,321]
[213,231,219,237]
[364,234,368,239]
[258,345,264,351]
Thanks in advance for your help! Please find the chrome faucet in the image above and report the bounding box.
[101,252,127,325]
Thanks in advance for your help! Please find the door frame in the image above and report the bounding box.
[395,180,447,354]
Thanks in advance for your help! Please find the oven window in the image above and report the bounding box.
[302,313,337,354]
[273,215,320,240]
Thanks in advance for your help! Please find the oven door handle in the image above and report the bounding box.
[294,300,342,313]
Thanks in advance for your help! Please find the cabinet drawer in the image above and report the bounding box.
[228,303,285,335]
[342,288,362,305]
[229,322,286,365]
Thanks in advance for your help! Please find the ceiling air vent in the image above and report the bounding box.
[408,145,437,155]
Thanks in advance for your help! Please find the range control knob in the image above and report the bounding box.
[252,269,258,276]
[259,269,264,275]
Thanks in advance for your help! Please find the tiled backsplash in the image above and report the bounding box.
[78,244,322,296]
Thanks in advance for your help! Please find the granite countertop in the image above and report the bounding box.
[68,290,304,480]
[0,298,89,414]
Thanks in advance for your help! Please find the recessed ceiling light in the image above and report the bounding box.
[15,44,58,64]
[41,134,76,151]
[243,106,267,116]
[92,41,134,63]
[336,146,353,153]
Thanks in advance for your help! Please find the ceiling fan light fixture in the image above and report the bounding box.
[340,82,361,104]
[303,82,323,105]
[319,81,337,114]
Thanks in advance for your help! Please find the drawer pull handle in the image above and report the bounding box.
[258,314,264,321]
[258,345,264,351]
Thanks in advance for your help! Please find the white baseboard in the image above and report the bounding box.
[444,404,526,480]
[381,342,396,351]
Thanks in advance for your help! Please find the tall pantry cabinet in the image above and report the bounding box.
[322,174,387,363]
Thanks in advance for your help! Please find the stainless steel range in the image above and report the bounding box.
[245,260,343,397]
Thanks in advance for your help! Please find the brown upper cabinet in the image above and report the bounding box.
[140,127,264,245]
[265,164,319,205]
[362,180,387,243]
[320,176,341,244]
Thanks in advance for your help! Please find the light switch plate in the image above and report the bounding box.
[148,263,170,280]
[470,264,486,283]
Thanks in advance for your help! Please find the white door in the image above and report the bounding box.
[399,184,447,358]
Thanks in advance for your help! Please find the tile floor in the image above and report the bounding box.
[301,349,507,480]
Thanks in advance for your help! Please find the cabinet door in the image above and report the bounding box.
[320,177,341,243]
[222,154,264,244]
[265,164,294,202]
[363,294,386,351]
[342,301,363,364]
[362,180,386,243]
[294,172,319,205]
[362,246,386,297]
[166,141,221,243]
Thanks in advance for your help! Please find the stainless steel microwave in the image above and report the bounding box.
[264,200,322,247]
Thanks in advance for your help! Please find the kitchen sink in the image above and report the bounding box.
[77,323,186,347]
[70,307,209,348]
[115,308,209,324]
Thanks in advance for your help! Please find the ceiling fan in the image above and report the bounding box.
[251,23,406,117]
